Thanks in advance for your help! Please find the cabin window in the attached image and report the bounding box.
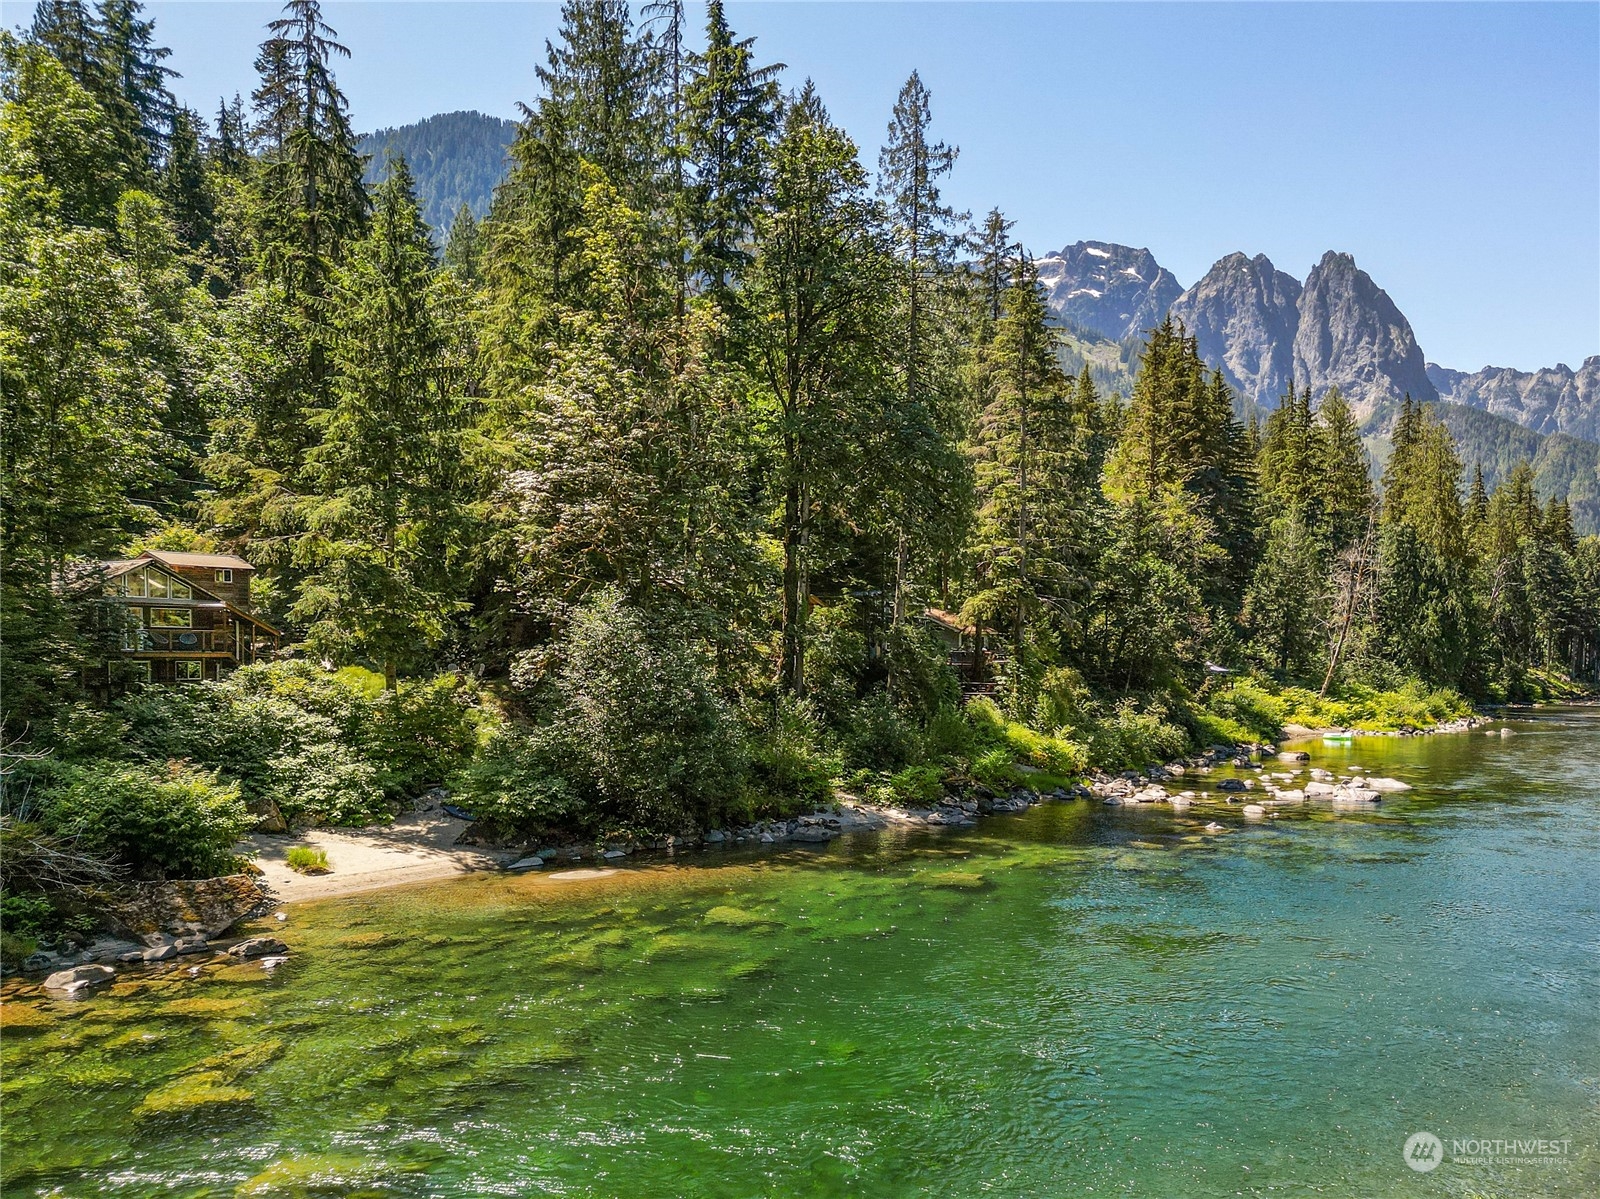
[170,577,192,599]
[149,607,192,628]
[174,660,203,682]
[146,571,168,598]
[124,571,147,597]
[129,661,151,683]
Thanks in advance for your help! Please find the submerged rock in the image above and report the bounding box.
[227,936,288,960]
[1363,777,1412,793]
[43,964,115,994]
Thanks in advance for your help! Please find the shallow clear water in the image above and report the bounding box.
[4,709,1599,1197]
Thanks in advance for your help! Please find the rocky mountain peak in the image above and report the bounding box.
[1428,355,1599,441]
[1169,252,1302,411]
[1034,241,1184,342]
[1292,251,1437,422]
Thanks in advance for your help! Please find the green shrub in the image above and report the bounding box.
[1090,701,1189,771]
[837,692,921,772]
[547,589,745,833]
[448,725,583,834]
[0,892,55,941]
[922,704,976,766]
[971,748,1021,790]
[41,761,250,879]
[887,764,944,806]
[1001,722,1088,776]
[745,697,838,809]
[362,674,482,799]
[883,624,962,721]
[285,846,329,874]
[116,664,397,826]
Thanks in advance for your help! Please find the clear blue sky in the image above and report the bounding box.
[19,2,1599,372]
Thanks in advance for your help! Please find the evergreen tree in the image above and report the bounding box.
[683,0,781,299]
[29,0,100,85]
[970,206,1014,326]
[500,165,760,656]
[965,256,1095,662]
[1313,387,1373,552]
[442,202,483,284]
[161,105,214,253]
[210,93,251,176]
[293,159,468,689]
[94,0,175,168]
[536,0,658,203]
[748,85,896,695]
[877,72,966,622]
[251,0,368,298]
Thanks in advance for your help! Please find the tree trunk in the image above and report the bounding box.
[780,474,806,695]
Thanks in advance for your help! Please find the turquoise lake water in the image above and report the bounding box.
[3,707,1597,1197]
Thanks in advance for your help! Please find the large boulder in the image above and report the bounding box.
[109,874,269,940]
[248,798,288,834]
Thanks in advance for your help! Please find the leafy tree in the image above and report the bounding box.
[1,33,127,229]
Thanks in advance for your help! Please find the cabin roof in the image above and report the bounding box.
[140,550,255,571]
[923,607,999,638]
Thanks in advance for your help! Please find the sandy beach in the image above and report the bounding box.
[244,811,515,903]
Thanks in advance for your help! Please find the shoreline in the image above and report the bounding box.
[0,710,1510,981]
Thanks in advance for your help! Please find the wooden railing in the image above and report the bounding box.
[126,628,235,656]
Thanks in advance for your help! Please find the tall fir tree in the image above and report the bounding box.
[683,0,781,301]
[94,0,175,169]
[250,0,368,298]
[293,159,468,689]
[965,255,1097,664]
[878,70,964,625]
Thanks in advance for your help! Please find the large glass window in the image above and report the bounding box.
[124,571,146,597]
[170,577,192,599]
[146,570,168,598]
[174,660,203,682]
[149,607,192,628]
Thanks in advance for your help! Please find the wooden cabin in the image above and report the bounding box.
[922,607,1007,696]
[100,551,282,684]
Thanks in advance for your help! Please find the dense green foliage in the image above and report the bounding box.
[2,0,1597,931]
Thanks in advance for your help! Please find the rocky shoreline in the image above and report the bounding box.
[8,714,1492,984]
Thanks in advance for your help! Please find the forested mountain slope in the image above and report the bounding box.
[357,110,515,236]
